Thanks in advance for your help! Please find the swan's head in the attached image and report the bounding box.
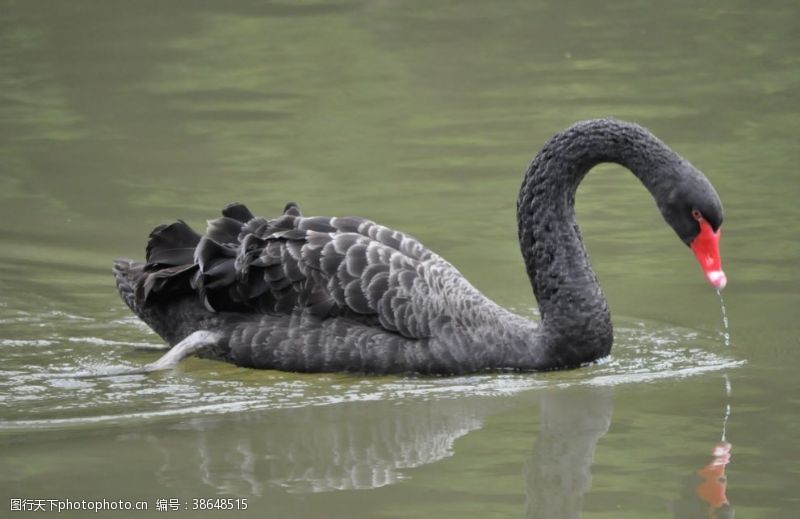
[659,163,726,290]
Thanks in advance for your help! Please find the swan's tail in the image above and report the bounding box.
[113,258,146,315]
[114,211,242,345]
[113,218,203,315]
[113,258,213,346]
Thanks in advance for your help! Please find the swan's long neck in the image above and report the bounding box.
[517,119,679,367]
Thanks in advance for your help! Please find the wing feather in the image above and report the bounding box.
[140,202,444,339]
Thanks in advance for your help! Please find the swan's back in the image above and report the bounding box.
[127,202,479,343]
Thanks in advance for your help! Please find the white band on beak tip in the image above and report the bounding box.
[707,270,727,290]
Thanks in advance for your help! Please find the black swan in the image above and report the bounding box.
[113,118,725,375]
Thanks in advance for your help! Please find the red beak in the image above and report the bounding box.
[690,218,726,290]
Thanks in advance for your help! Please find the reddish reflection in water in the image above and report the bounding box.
[695,441,732,513]
[671,376,735,518]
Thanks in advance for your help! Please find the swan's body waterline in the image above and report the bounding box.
[114,118,725,375]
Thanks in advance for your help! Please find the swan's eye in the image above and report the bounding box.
[691,209,702,221]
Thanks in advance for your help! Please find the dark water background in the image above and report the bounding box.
[1,1,799,517]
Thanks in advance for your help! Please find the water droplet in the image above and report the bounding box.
[721,374,732,442]
[717,289,730,347]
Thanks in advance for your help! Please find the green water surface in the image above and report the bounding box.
[1,1,799,517]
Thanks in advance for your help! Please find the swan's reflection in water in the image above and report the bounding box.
[524,387,614,519]
[136,384,618,518]
[123,380,741,519]
[129,378,744,519]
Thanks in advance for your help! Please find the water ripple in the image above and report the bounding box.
[0,312,742,430]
